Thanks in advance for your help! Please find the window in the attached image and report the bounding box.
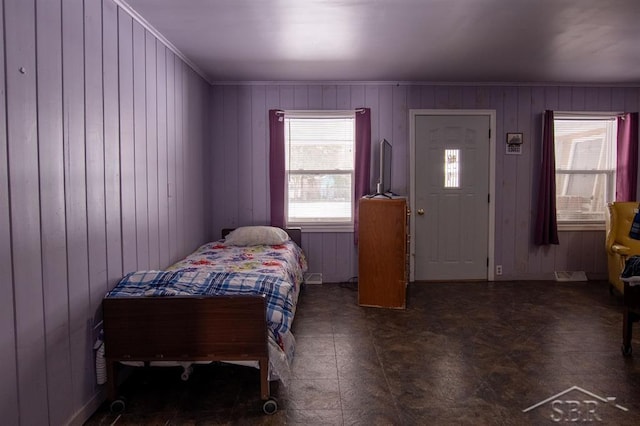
[554,113,617,228]
[284,111,355,231]
[444,149,460,188]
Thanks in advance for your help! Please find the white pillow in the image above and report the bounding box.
[224,226,290,246]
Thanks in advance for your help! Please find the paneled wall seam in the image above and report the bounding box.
[102,0,110,289]
[33,0,54,422]
[1,0,21,422]
[59,1,75,421]
[6,0,49,422]
[103,0,123,286]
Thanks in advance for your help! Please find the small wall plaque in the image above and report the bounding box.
[506,132,523,155]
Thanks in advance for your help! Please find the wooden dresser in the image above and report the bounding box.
[357,197,408,309]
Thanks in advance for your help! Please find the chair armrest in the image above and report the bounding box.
[611,244,631,256]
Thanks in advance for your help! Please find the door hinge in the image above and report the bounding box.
[487,257,489,267]
[488,193,490,203]
[488,128,491,139]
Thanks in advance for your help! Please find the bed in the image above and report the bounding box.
[101,226,306,414]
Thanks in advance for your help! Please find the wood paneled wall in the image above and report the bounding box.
[0,1,211,424]
[209,84,640,282]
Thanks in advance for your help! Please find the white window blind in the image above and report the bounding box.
[284,112,355,230]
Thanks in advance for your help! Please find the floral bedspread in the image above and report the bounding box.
[166,239,307,292]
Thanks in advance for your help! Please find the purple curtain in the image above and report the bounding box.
[616,112,639,201]
[354,108,371,245]
[269,110,285,227]
[534,110,559,245]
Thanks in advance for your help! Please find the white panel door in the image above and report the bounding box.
[414,114,490,280]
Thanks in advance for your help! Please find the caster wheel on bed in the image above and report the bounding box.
[262,398,278,415]
[180,366,193,381]
[109,397,126,414]
[622,344,633,357]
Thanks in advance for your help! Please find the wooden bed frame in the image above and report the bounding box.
[103,227,302,414]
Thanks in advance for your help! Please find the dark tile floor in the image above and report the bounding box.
[86,281,640,425]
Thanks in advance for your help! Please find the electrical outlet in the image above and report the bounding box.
[496,265,503,276]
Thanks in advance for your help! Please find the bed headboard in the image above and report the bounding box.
[221,227,302,248]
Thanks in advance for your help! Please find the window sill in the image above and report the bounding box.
[557,222,606,232]
[288,223,354,233]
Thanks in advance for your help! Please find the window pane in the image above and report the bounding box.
[444,149,460,188]
[288,173,352,222]
[554,116,617,224]
[556,172,612,222]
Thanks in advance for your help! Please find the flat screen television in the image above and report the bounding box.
[378,139,392,195]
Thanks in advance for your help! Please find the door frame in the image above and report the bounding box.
[409,109,497,282]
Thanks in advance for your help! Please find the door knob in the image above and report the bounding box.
[417,208,425,215]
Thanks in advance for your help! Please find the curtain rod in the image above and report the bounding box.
[553,110,624,117]
[275,108,366,116]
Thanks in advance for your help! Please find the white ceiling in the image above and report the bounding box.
[124,0,640,85]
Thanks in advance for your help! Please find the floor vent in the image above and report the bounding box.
[304,273,323,285]
[554,271,588,282]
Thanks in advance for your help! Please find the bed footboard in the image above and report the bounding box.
[102,295,270,403]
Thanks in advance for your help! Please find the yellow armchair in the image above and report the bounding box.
[606,202,640,295]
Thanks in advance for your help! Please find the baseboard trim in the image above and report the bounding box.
[65,388,105,426]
